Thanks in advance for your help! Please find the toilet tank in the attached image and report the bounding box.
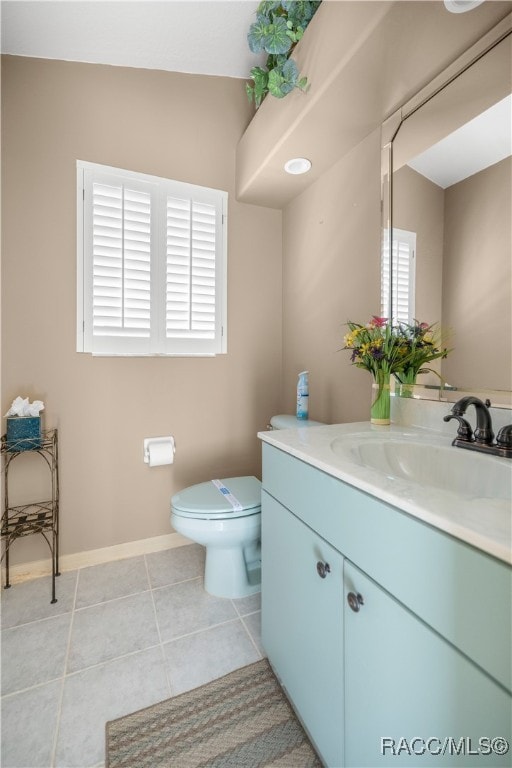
[269,414,324,430]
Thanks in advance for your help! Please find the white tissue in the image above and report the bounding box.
[5,396,45,418]
[144,437,175,467]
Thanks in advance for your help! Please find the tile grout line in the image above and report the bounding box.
[239,613,264,660]
[1,609,71,634]
[145,573,202,595]
[50,569,80,768]
[54,642,165,680]
[160,615,248,646]
[0,675,65,701]
[230,594,263,658]
[144,554,174,699]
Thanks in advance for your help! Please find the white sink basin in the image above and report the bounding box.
[330,434,512,501]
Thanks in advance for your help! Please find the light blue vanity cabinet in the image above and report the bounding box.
[344,560,511,767]
[260,442,512,767]
[261,489,344,767]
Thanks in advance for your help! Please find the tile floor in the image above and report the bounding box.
[1,544,264,768]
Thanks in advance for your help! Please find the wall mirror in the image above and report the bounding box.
[381,15,511,402]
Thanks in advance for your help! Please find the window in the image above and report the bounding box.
[381,228,416,324]
[77,161,227,356]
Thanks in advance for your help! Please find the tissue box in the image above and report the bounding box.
[6,416,42,451]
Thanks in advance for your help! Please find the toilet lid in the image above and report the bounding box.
[171,476,261,519]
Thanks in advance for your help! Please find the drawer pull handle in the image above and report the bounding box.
[316,561,331,579]
[347,592,364,612]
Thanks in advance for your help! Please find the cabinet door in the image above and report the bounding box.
[344,560,512,767]
[261,490,344,767]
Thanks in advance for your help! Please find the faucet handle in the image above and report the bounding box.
[496,425,512,448]
[443,413,473,441]
[474,424,494,444]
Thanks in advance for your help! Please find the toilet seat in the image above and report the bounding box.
[171,476,261,520]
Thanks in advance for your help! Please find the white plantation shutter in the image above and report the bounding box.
[164,194,222,354]
[92,183,152,337]
[381,228,416,324]
[77,162,227,356]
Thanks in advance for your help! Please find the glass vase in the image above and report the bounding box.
[395,370,417,399]
[371,371,391,425]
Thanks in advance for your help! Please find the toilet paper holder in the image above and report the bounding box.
[143,436,176,464]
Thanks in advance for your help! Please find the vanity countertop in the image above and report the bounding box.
[258,422,512,565]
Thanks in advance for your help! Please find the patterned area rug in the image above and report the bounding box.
[106,659,322,767]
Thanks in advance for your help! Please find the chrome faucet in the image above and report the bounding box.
[444,396,512,458]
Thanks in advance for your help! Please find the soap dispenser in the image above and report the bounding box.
[296,371,309,420]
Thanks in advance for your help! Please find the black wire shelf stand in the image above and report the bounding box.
[1,429,60,603]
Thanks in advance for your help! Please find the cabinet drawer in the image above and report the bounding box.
[262,442,512,692]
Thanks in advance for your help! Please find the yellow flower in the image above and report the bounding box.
[344,328,362,348]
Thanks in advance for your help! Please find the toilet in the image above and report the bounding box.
[170,414,323,599]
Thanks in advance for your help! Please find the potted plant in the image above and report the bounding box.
[246,0,322,107]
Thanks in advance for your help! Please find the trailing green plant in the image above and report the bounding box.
[246,1,321,107]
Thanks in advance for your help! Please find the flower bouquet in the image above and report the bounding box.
[343,316,406,424]
[393,321,450,397]
[343,317,450,422]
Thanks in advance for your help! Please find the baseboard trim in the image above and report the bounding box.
[1,532,193,585]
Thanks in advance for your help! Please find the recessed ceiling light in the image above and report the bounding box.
[444,0,484,13]
[284,157,312,175]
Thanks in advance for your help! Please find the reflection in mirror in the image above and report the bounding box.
[383,27,511,396]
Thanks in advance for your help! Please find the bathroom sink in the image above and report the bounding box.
[330,434,512,501]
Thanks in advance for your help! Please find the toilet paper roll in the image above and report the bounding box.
[145,437,175,467]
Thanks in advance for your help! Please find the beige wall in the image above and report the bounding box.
[392,158,512,391]
[392,164,445,384]
[393,165,444,329]
[1,56,282,564]
[442,156,512,390]
[281,130,381,424]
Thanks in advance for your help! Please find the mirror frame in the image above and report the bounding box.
[380,13,512,400]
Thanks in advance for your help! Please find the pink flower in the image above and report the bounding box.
[371,316,388,327]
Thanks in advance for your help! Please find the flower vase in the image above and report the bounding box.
[371,371,391,425]
[396,370,417,398]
